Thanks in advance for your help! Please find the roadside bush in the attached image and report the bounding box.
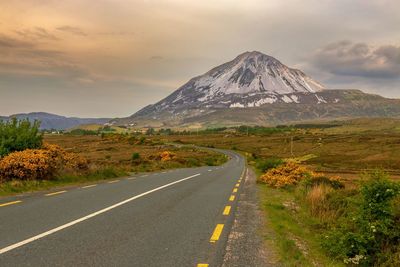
[0,144,88,182]
[260,160,344,189]
[260,162,309,187]
[322,171,400,266]
[256,157,284,173]
[0,118,42,158]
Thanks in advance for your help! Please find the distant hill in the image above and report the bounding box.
[0,112,111,130]
[114,51,400,128]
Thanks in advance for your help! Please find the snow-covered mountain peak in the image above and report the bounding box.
[196,50,325,97]
[133,51,327,117]
[235,50,282,64]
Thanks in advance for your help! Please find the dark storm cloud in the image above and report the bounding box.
[56,26,87,36]
[312,41,400,79]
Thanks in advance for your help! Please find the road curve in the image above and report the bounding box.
[0,149,245,267]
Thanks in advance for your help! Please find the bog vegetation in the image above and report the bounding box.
[0,119,227,195]
[256,158,400,266]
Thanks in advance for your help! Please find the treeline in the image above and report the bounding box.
[65,123,343,137]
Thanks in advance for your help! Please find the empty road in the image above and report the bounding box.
[0,150,245,267]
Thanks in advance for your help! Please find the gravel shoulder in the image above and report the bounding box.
[222,167,279,267]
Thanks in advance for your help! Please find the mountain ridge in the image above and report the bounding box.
[0,112,111,130]
[113,51,400,127]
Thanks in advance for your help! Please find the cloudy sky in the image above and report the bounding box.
[1,0,399,117]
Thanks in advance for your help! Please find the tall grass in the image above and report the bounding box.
[305,184,337,223]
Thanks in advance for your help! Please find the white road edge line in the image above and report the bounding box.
[0,173,201,255]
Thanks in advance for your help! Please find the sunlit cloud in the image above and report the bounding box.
[0,0,399,117]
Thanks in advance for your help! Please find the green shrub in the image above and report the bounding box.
[322,171,400,266]
[256,157,284,173]
[131,152,141,165]
[131,152,140,161]
[0,118,42,158]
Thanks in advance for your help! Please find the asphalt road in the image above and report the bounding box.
[0,149,245,267]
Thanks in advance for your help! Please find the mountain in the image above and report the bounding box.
[0,112,111,130]
[116,51,400,127]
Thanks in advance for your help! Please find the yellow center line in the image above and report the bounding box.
[45,190,67,196]
[0,200,22,207]
[197,264,209,267]
[235,183,240,187]
[229,195,235,201]
[107,180,120,184]
[233,188,238,193]
[210,224,224,243]
[223,205,231,215]
[82,184,97,189]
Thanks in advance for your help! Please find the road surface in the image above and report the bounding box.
[0,149,245,267]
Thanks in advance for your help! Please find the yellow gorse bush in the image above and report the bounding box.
[0,144,88,182]
[260,161,309,187]
[159,151,176,162]
[260,161,342,188]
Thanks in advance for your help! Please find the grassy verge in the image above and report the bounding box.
[0,167,126,197]
[259,183,343,266]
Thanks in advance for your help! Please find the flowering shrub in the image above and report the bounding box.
[260,162,310,187]
[260,161,343,189]
[158,151,176,162]
[0,144,88,182]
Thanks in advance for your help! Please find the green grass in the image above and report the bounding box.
[259,183,344,267]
